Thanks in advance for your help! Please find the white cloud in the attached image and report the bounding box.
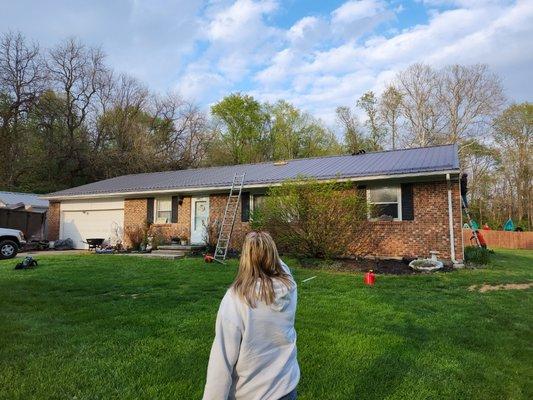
[332,0,389,24]
[2,0,530,126]
[206,0,279,45]
[178,68,227,102]
[177,0,282,99]
[255,48,297,85]
[252,0,533,124]
[0,0,205,91]
[331,0,394,39]
[287,16,328,50]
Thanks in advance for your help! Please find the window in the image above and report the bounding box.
[155,197,172,223]
[367,186,402,220]
[252,194,267,212]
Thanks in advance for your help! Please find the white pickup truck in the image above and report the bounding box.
[0,228,26,259]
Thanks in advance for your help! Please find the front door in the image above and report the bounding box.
[190,196,209,244]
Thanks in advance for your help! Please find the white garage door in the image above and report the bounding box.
[60,200,124,249]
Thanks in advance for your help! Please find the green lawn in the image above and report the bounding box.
[0,250,532,400]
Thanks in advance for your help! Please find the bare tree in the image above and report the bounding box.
[336,106,364,154]
[379,85,402,149]
[47,38,107,184]
[0,32,44,187]
[438,64,505,144]
[394,64,444,147]
[151,92,211,169]
[391,63,505,149]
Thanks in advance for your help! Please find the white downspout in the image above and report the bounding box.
[446,174,456,264]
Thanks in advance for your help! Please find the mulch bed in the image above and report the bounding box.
[300,257,454,275]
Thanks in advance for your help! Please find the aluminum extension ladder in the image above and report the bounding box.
[462,197,481,247]
[213,173,246,263]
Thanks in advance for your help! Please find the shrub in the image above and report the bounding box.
[203,218,221,253]
[464,246,492,265]
[251,177,371,258]
[124,224,148,250]
[148,225,169,249]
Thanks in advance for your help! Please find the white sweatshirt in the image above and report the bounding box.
[203,262,300,400]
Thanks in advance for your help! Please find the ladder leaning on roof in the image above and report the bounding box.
[213,173,246,263]
[462,197,481,247]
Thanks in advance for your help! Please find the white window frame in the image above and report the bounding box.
[154,197,172,224]
[251,194,266,212]
[248,194,268,222]
[366,185,402,221]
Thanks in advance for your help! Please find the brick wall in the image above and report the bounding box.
[358,180,463,261]
[46,202,61,240]
[209,193,251,249]
[149,196,192,241]
[124,198,148,229]
[123,196,192,247]
[206,180,463,262]
[55,178,463,261]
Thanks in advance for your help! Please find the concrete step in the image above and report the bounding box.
[157,244,206,251]
[151,249,187,256]
[121,252,183,260]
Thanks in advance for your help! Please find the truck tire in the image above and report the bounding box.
[0,240,18,259]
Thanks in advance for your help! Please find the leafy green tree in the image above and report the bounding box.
[267,100,303,160]
[0,32,44,189]
[336,106,364,154]
[492,102,532,229]
[357,91,385,150]
[460,139,500,227]
[95,105,159,177]
[379,85,402,149]
[268,100,341,159]
[210,93,270,164]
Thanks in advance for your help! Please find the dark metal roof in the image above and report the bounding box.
[45,144,459,198]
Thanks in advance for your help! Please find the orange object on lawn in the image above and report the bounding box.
[204,254,214,263]
[364,270,375,286]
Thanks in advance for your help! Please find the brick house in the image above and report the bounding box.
[44,144,464,262]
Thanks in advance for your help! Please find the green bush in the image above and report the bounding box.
[251,176,371,258]
[464,246,492,265]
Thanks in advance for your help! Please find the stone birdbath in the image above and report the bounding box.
[409,251,444,272]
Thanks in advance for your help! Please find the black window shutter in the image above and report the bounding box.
[146,198,154,224]
[171,196,179,223]
[241,192,250,222]
[401,183,414,220]
[356,184,367,200]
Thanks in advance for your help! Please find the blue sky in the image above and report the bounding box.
[1,0,532,124]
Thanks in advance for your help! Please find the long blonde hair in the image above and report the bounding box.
[232,231,292,308]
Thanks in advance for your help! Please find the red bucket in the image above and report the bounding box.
[364,270,375,286]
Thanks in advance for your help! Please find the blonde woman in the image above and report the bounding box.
[203,231,299,400]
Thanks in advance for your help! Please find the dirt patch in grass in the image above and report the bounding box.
[300,257,454,275]
[468,283,533,293]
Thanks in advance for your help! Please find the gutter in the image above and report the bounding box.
[446,173,457,264]
[42,169,460,201]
